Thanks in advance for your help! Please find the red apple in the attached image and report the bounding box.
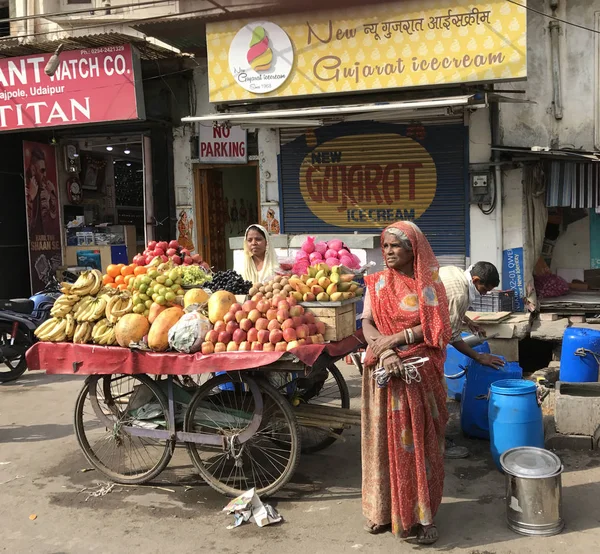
[251,342,263,351]
[316,321,326,334]
[256,300,270,314]
[290,305,305,317]
[192,254,203,264]
[266,308,279,321]
[255,318,269,331]
[281,319,295,331]
[269,329,283,344]
[296,324,309,339]
[218,331,231,344]
[277,300,290,311]
[283,328,297,342]
[232,329,247,344]
[172,256,182,265]
[304,313,316,325]
[214,321,226,333]
[240,317,253,331]
[166,248,177,257]
[277,309,290,323]
[248,309,261,323]
[292,316,305,327]
[308,323,318,336]
[235,310,248,324]
[205,330,218,343]
[275,341,288,352]
[239,341,251,351]
[184,256,193,265]
[225,321,238,334]
[287,296,298,306]
[148,240,157,250]
[286,340,299,351]
[230,303,243,314]
[271,294,285,308]
[267,319,281,332]
[247,328,259,343]
[214,342,227,353]
[223,312,236,324]
[201,342,214,355]
[257,330,270,344]
[168,240,179,249]
[227,341,238,352]
[263,343,275,352]
[242,300,257,313]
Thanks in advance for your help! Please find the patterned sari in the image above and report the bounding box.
[362,221,451,536]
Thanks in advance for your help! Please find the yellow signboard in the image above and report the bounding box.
[206,0,527,102]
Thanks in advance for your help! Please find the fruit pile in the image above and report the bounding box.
[209,270,252,295]
[293,237,361,275]
[202,292,325,354]
[133,239,209,269]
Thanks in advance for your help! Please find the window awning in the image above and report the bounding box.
[181,94,486,127]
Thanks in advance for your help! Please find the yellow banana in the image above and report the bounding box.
[89,269,103,296]
[45,318,68,342]
[105,296,122,324]
[35,318,58,340]
[112,296,133,318]
[65,314,75,339]
[70,271,96,296]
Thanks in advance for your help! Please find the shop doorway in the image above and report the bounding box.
[195,164,259,271]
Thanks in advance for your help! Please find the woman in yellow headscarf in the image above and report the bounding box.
[236,224,279,284]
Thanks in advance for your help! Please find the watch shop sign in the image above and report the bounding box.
[0,44,145,131]
[198,124,247,163]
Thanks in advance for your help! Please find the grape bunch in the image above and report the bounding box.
[210,270,252,295]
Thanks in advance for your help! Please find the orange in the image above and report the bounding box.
[121,264,134,276]
[102,274,114,285]
[114,275,125,286]
[106,264,120,279]
[134,266,147,276]
[105,282,117,289]
[117,284,128,291]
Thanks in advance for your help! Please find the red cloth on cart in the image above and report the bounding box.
[25,342,326,376]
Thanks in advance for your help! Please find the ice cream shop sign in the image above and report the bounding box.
[0,45,144,131]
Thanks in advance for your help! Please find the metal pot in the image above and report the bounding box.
[500,447,564,537]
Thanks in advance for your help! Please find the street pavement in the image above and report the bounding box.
[1,364,600,553]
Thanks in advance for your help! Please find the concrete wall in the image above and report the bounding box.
[552,215,591,271]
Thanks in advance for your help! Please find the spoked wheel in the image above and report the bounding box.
[184,373,300,497]
[269,364,350,453]
[74,374,173,484]
[0,324,28,383]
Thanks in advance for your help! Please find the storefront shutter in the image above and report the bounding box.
[279,119,468,266]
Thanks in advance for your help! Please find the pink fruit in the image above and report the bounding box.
[205,330,218,343]
[327,239,343,251]
[172,256,181,265]
[287,296,298,307]
[307,323,318,335]
[268,319,281,332]
[257,330,270,344]
[277,309,290,323]
[166,248,177,257]
[266,308,279,321]
[168,240,179,249]
[154,247,164,257]
[296,250,309,260]
[225,321,238,334]
[296,325,309,339]
[325,258,339,267]
[145,255,154,265]
[218,331,231,344]
[227,341,238,352]
[255,318,269,331]
[232,329,247,344]
[271,294,285,307]
[242,300,257,313]
[304,312,316,324]
[283,328,297,342]
[304,336,313,345]
[297,339,306,346]
[269,329,283,344]
[256,300,270,314]
[263,343,275,352]
[240,318,253,332]
[230,303,243,314]
[251,342,263,351]
[248,309,261,323]
[214,321,226,333]
[281,319,295,331]
[315,241,328,255]
[309,252,323,263]
[325,249,338,260]
[316,321,326,334]
[275,341,288,352]
[290,305,304,317]
[286,340,299,351]
[223,312,236,324]
[239,341,251,351]
[192,254,202,264]
[148,241,157,250]
[247,328,259,343]
[235,310,248,324]
[351,254,361,268]
[158,241,168,251]
[214,342,227,353]
[160,255,168,263]
[277,300,290,311]
[339,256,354,267]
[292,316,305,327]
[201,342,214,355]
[301,236,315,254]
[184,256,193,265]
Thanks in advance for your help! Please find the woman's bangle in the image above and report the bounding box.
[404,327,415,345]
[379,349,396,362]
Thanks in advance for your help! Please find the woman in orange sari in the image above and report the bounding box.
[361,221,451,545]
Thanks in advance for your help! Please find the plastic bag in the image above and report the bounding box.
[168,311,212,353]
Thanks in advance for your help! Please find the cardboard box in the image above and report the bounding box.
[584,269,600,290]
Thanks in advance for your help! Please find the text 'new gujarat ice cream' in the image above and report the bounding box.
[246,26,273,72]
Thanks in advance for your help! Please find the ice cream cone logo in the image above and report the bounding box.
[247,26,273,72]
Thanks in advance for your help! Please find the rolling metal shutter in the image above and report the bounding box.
[279,119,468,266]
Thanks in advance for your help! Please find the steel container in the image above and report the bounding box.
[500,447,564,537]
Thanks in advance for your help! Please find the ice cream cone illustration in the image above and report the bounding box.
[247,26,273,72]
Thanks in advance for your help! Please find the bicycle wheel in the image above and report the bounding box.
[184,373,300,497]
[0,324,28,383]
[269,364,350,453]
[74,374,173,484]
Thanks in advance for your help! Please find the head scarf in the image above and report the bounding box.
[364,221,451,360]
[242,224,279,284]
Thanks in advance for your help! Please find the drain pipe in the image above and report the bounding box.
[549,0,563,123]
[490,100,504,284]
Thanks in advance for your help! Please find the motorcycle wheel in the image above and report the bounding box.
[0,324,29,383]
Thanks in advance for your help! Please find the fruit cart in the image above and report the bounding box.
[25,333,365,497]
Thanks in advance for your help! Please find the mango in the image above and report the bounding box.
[316,292,330,302]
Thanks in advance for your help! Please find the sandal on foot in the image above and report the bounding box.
[400,525,420,539]
[364,520,390,534]
[416,524,439,545]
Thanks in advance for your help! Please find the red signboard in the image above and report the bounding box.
[0,44,144,131]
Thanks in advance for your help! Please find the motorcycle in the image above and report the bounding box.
[0,269,77,383]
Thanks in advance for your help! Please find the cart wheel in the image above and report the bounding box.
[74,374,174,485]
[184,374,300,497]
[269,364,350,454]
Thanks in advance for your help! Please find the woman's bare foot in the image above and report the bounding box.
[363,520,390,534]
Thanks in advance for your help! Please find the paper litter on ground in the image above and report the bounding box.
[222,488,282,529]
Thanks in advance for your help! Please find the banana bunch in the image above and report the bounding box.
[105,294,133,324]
[69,269,103,297]
[73,296,107,322]
[91,318,116,345]
[73,321,94,344]
[35,317,68,342]
[50,294,80,318]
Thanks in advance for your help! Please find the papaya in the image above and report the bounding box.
[148,307,184,351]
[115,313,150,348]
[207,290,236,324]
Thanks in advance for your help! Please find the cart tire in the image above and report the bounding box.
[184,374,300,497]
[0,324,28,383]
[74,374,174,485]
[269,364,350,454]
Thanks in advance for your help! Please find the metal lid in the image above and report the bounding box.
[500,447,562,478]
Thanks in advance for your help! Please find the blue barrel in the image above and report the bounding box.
[489,379,544,470]
[444,334,491,401]
[460,360,523,439]
[559,327,600,382]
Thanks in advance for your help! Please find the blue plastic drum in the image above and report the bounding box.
[444,334,490,401]
[559,327,600,383]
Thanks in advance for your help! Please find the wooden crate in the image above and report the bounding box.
[301,298,358,341]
